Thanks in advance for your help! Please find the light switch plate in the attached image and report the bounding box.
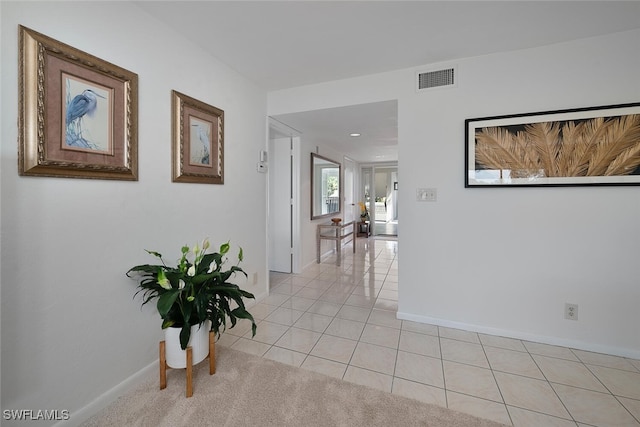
[417,188,437,202]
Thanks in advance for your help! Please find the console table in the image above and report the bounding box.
[316,221,356,266]
[357,220,371,237]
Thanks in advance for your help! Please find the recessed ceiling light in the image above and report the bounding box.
[350,133,361,137]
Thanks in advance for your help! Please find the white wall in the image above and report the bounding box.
[269,29,640,358]
[1,2,268,425]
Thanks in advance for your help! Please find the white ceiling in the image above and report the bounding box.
[270,100,399,163]
[135,1,640,163]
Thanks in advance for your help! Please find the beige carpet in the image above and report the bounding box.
[83,346,507,426]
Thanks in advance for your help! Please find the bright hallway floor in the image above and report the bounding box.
[218,238,640,427]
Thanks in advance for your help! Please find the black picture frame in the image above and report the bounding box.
[465,102,640,187]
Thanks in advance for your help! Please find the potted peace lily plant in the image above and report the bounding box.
[127,239,257,357]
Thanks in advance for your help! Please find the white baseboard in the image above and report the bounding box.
[396,311,640,360]
[53,360,156,427]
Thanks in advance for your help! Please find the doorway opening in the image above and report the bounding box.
[361,165,398,237]
[267,118,301,277]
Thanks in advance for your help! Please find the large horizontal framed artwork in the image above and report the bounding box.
[465,103,640,187]
[18,26,138,180]
[171,90,224,184]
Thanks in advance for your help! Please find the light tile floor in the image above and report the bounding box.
[374,220,397,236]
[218,238,640,427]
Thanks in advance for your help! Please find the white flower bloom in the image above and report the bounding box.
[208,260,216,273]
[178,279,186,290]
[187,265,196,276]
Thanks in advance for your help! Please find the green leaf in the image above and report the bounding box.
[164,269,185,282]
[181,300,193,325]
[190,273,211,285]
[229,265,247,278]
[221,271,232,282]
[126,264,163,276]
[239,289,255,299]
[179,324,191,350]
[238,247,244,262]
[231,307,257,337]
[145,250,163,259]
[157,290,180,317]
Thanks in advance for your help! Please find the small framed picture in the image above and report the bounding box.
[171,90,224,184]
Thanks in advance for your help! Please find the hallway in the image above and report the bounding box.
[219,238,640,426]
[374,219,398,236]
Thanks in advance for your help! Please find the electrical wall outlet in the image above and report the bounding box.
[565,303,579,320]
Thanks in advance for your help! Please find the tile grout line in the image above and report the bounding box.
[437,329,451,413]
[579,360,640,425]
[262,239,640,426]
[479,336,514,426]
[526,343,579,425]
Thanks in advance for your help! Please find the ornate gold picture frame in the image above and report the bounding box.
[18,25,138,180]
[171,90,224,184]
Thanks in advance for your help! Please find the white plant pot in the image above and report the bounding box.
[164,320,211,369]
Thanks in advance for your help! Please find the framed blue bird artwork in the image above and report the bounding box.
[18,25,138,180]
[63,76,112,152]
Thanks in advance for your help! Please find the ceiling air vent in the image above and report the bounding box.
[416,66,457,92]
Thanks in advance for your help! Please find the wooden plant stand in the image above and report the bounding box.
[159,330,216,397]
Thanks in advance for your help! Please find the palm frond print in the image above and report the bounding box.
[474,114,640,178]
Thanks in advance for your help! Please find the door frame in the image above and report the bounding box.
[343,156,357,224]
[359,162,398,237]
[268,118,302,274]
